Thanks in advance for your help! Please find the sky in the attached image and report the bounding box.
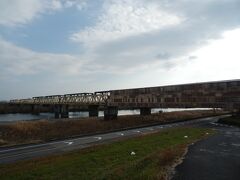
[0,0,240,100]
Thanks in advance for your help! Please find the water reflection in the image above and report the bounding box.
[0,113,54,123]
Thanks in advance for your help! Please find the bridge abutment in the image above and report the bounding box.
[89,105,99,117]
[140,107,151,116]
[104,106,118,120]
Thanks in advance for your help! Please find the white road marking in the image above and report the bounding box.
[64,141,73,145]
[119,133,124,136]
[0,136,96,154]
[95,137,102,140]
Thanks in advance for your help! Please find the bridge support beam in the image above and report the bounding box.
[61,105,69,118]
[54,105,61,118]
[31,105,40,115]
[140,108,151,116]
[104,106,118,120]
[54,105,69,119]
[89,105,99,117]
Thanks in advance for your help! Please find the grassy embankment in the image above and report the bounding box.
[218,115,240,127]
[0,110,224,147]
[0,127,214,180]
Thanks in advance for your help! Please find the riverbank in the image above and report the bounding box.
[0,127,214,179]
[0,110,226,147]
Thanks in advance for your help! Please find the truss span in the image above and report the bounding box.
[10,92,110,105]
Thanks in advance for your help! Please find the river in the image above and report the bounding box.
[0,108,211,123]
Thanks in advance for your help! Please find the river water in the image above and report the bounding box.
[0,108,211,123]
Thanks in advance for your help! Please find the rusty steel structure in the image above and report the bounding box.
[107,79,240,110]
[8,79,240,119]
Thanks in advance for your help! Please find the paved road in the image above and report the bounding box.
[173,118,240,180]
[0,115,229,164]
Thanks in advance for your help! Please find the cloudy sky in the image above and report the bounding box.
[0,0,240,100]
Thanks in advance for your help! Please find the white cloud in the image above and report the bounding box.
[0,0,87,27]
[178,28,240,81]
[117,28,240,89]
[0,38,85,77]
[75,0,240,74]
[50,0,63,10]
[1,0,240,99]
[0,0,43,27]
[63,0,87,10]
[70,0,183,46]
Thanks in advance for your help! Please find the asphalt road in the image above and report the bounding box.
[173,118,240,180]
[0,115,231,165]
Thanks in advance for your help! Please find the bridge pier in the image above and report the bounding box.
[61,105,69,118]
[104,106,118,120]
[54,105,69,119]
[89,105,99,117]
[31,105,40,115]
[140,107,151,116]
[54,105,61,118]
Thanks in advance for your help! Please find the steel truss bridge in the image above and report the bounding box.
[8,79,240,119]
[10,92,110,106]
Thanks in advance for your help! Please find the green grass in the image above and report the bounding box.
[218,116,240,127]
[0,127,214,180]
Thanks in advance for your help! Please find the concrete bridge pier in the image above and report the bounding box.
[140,107,151,116]
[54,105,61,118]
[104,106,118,120]
[31,105,40,115]
[54,105,69,119]
[61,105,69,118]
[89,105,99,117]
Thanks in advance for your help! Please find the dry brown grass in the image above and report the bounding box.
[155,144,187,180]
[0,110,225,146]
